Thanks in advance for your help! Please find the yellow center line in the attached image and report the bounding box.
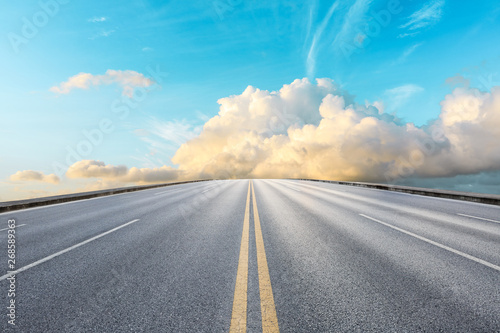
[251,181,280,333]
[229,181,251,333]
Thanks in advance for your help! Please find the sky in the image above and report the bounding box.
[1,0,500,201]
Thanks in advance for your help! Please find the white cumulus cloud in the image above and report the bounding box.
[50,70,155,97]
[10,170,60,184]
[22,77,500,192]
[170,78,500,184]
[66,160,181,183]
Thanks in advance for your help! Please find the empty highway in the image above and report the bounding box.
[1,179,499,332]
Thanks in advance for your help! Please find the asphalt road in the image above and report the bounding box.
[0,179,499,332]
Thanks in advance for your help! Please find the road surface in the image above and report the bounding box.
[1,179,499,332]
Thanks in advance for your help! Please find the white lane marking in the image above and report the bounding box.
[0,219,140,282]
[0,224,26,232]
[457,213,500,225]
[359,214,500,273]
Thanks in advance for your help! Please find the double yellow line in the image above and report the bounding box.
[230,181,279,333]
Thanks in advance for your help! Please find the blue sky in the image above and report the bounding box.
[1,0,500,200]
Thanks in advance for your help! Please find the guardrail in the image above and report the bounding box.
[293,179,500,206]
[0,179,211,213]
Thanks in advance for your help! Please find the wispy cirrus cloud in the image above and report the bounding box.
[87,16,113,39]
[49,70,155,97]
[134,118,202,166]
[392,42,424,65]
[147,119,201,147]
[306,1,340,78]
[88,16,107,23]
[399,0,445,37]
[385,84,424,111]
[89,29,116,39]
[332,0,373,48]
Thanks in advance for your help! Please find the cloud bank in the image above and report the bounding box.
[66,160,181,183]
[13,77,500,194]
[50,70,154,97]
[10,170,60,184]
[170,78,500,183]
